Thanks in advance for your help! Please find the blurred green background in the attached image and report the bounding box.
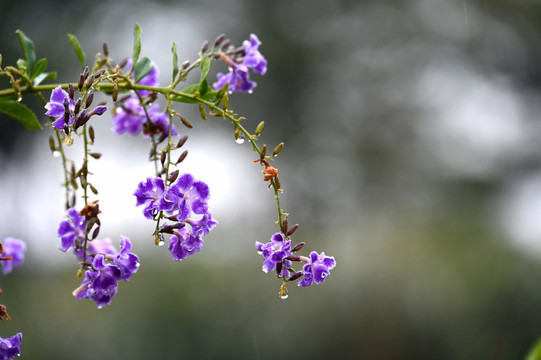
[2,0,541,359]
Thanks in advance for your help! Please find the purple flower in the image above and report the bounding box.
[0,333,22,360]
[73,254,120,309]
[0,238,26,275]
[213,34,267,93]
[114,236,140,281]
[189,212,218,236]
[58,208,85,252]
[255,233,292,274]
[166,174,210,220]
[73,237,118,261]
[298,251,336,287]
[72,237,139,308]
[168,228,204,261]
[134,177,175,219]
[112,96,177,137]
[213,64,256,93]
[111,96,144,135]
[45,86,75,129]
[242,34,267,75]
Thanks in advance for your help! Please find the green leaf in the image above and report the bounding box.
[15,29,36,76]
[132,23,142,66]
[67,34,86,70]
[171,42,179,82]
[133,57,154,83]
[525,338,541,360]
[33,71,57,86]
[173,83,217,104]
[0,100,41,130]
[31,58,47,80]
[198,57,211,91]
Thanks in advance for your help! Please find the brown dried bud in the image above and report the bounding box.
[112,82,119,102]
[91,225,100,240]
[287,224,300,237]
[260,144,267,160]
[220,39,231,50]
[262,165,278,181]
[78,74,85,91]
[276,261,283,275]
[285,255,302,262]
[85,74,95,89]
[281,218,288,234]
[214,33,226,48]
[0,304,11,322]
[74,98,81,115]
[160,151,167,166]
[68,83,75,100]
[89,152,102,159]
[178,114,193,128]
[176,150,188,164]
[200,40,209,53]
[103,42,109,56]
[169,169,179,183]
[176,135,188,149]
[288,271,303,282]
[181,60,190,70]
[83,66,90,80]
[291,241,304,252]
[86,93,94,108]
[89,125,95,143]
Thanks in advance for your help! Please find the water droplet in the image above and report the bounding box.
[248,90,253,94]
[52,150,61,158]
[280,294,288,300]
[235,135,245,145]
[155,233,165,246]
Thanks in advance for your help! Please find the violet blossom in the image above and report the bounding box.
[255,232,292,275]
[0,238,26,275]
[45,86,75,129]
[58,208,85,252]
[0,333,22,360]
[297,251,336,287]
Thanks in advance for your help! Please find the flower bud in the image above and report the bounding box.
[85,93,94,108]
[276,261,283,275]
[78,74,85,91]
[169,169,179,183]
[272,142,284,157]
[176,135,188,149]
[220,39,230,50]
[291,241,304,252]
[288,271,303,282]
[176,150,188,164]
[48,135,56,153]
[68,83,75,100]
[181,60,190,70]
[198,103,207,120]
[281,218,288,234]
[255,121,265,136]
[89,125,95,143]
[178,114,192,128]
[200,40,209,53]
[103,42,109,56]
[260,145,267,160]
[160,151,167,166]
[286,224,300,237]
[213,33,225,48]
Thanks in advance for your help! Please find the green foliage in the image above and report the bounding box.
[132,23,142,67]
[67,34,86,70]
[525,338,541,360]
[171,42,179,82]
[133,56,154,83]
[15,29,35,77]
[0,100,41,130]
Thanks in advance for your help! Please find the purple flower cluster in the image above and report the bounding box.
[213,34,267,93]
[112,96,177,137]
[112,61,177,137]
[45,86,107,130]
[0,238,26,275]
[256,232,336,287]
[58,208,139,308]
[71,237,139,309]
[134,174,217,261]
[0,333,22,360]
